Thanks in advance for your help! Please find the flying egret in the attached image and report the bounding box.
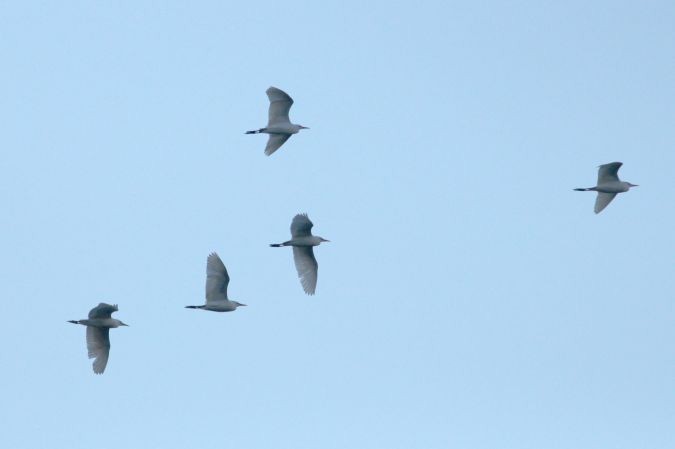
[68,303,128,374]
[245,87,309,156]
[574,162,638,214]
[270,214,329,295]
[185,252,247,312]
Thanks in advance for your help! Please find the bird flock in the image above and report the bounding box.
[69,86,638,374]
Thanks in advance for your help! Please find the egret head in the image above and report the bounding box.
[234,302,247,308]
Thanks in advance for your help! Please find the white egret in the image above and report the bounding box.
[574,162,638,214]
[68,303,128,374]
[270,214,329,295]
[245,87,308,156]
[185,252,247,312]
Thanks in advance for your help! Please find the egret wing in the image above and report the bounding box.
[205,252,229,303]
[293,246,318,295]
[86,326,110,374]
[88,303,118,319]
[594,192,617,214]
[290,213,314,238]
[265,134,291,156]
[597,162,622,184]
[266,87,293,126]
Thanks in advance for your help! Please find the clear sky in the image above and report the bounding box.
[1,1,674,448]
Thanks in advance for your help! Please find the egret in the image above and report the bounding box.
[270,214,329,295]
[185,252,247,312]
[245,87,308,156]
[574,162,638,214]
[68,303,128,374]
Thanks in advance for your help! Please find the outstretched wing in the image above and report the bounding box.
[88,303,118,319]
[205,252,229,303]
[266,87,293,126]
[265,134,291,156]
[290,213,314,238]
[594,192,617,214]
[293,246,318,295]
[86,326,110,374]
[597,162,622,184]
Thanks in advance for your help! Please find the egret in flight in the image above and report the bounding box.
[185,252,247,312]
[574,162,638,214]
[68,303,128,374]
[270,214,329,295]
[246,87,308,156]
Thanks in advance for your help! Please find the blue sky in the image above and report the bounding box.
[1,1,674,448]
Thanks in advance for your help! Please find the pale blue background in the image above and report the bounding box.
[1,1,674,448]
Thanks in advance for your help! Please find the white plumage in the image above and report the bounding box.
[185,253,247,312]
[68,303,128,374]
[246,87,309,156]
[270,214,329,295]
[574,162,638,214]
[293,246,319,295]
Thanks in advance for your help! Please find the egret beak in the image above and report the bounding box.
[300,125,309,129]
[238,303,248,307]
[121,323,129,326]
